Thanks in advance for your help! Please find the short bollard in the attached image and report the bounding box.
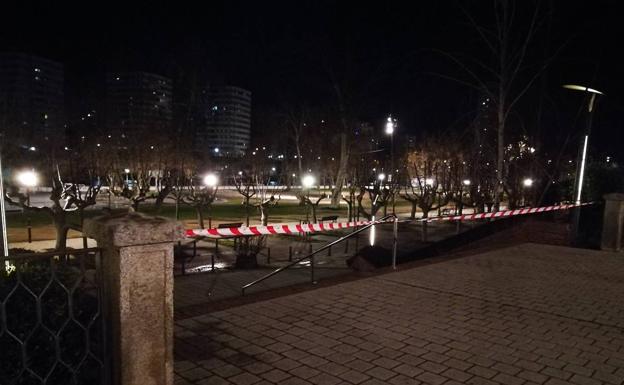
[327,245,332,256]
[344,239,349,253]
[308,243,313,254]
[267,247,271,264]
[211,254,215,271]
[288,246,293,261]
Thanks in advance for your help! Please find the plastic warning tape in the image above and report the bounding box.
[185,219,381,238]
[424,202,591,222]
[185,202,590,238]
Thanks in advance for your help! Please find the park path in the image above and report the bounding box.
[174,243,624,385]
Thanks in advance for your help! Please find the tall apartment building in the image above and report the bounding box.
[196,85,251,157]
[0,53,65,145]
[105,71,172,136]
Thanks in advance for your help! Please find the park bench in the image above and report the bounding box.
[174,241,197,275]
[215,222,244,252]
[441,208,453,216]
[320,215,339,223]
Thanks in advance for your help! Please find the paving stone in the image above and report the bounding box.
[230,372,262,385]
[175,244,624,385]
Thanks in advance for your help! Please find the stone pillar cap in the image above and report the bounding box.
[84,212,185,247]
[603,193,624,201]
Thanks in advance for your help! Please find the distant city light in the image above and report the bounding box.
[238,171,243,175]
[124,168,130,173]
[271,167,276,171]
[463,179,471,186]
[29,146,36,151]
[16,170,38,188]
[214,147,219,153]
[204,173,218,187]
[523,178,534,187]
[378,173,386,181]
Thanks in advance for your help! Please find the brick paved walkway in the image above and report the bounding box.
[174,243,624,385]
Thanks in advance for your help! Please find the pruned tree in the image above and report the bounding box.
[5,167,101,250]
[181,174,218,229]
[233,174,256,226]
[301,193,327,223]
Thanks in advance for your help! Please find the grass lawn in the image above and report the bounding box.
[5,197,418,243]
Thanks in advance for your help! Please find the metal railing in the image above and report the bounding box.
[242,214,398,295]
[0,248,108,385]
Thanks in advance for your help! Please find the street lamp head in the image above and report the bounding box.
[16,170,38,187]
[523,178,534,187]
[562,84,604,95]
[214,147,220,153]
[378,173,386,181]
[203,173,218,187]
[462,179,471,186]
[124,168,130,173]
[385,116,395,135]
[302,174,315,188]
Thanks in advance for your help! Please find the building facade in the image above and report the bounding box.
[105,71,172,136]
[196,85,251,157]
[0,53,65,146]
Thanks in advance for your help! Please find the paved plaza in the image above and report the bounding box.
[174,243,624,385]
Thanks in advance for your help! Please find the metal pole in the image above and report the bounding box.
[392,216,398,270]
[391,132,395,214]
[572,93,597,243]
[288,246,292,261]
[310,254,315,284]
[0,151,8,257]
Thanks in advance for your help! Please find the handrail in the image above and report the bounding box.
[242,214,398,295]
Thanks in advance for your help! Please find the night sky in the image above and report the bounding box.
[1,1,622,157]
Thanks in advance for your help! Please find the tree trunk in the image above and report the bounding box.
[410,201,417,219]
[53,214,69,250]
[131,199,140,212]
[259,206,268,226]
[196,206,205,229]
[330,133,349,208]
[311,205,318,224]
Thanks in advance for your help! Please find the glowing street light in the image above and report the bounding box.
[385,116,395,135]
[302,174,315,189]
[203,173,218,187]
[462,179,471,186]
[377,173,386,181]
[523,178,534,187]
[16,170,38,188]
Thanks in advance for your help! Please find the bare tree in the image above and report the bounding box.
[5,167,101,250]
[435,0,558,210]
[181,174,218,229]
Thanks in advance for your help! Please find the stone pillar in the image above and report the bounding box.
[84,213,184,385]
[601,193,624,252]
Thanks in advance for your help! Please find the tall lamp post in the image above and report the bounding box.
[0,151,8,258]
[562,84,603,241]
[203,173,218,229]
[16,170,38,243]
[302,174,315,223]
[385,116,396,213]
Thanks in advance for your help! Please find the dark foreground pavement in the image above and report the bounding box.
[174,243,624,385]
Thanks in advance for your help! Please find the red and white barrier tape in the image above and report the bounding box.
[184,202,591,239]
[185,219,381,238]
[424,202,592,223]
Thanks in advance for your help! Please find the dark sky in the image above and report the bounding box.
[1,1,622,157]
